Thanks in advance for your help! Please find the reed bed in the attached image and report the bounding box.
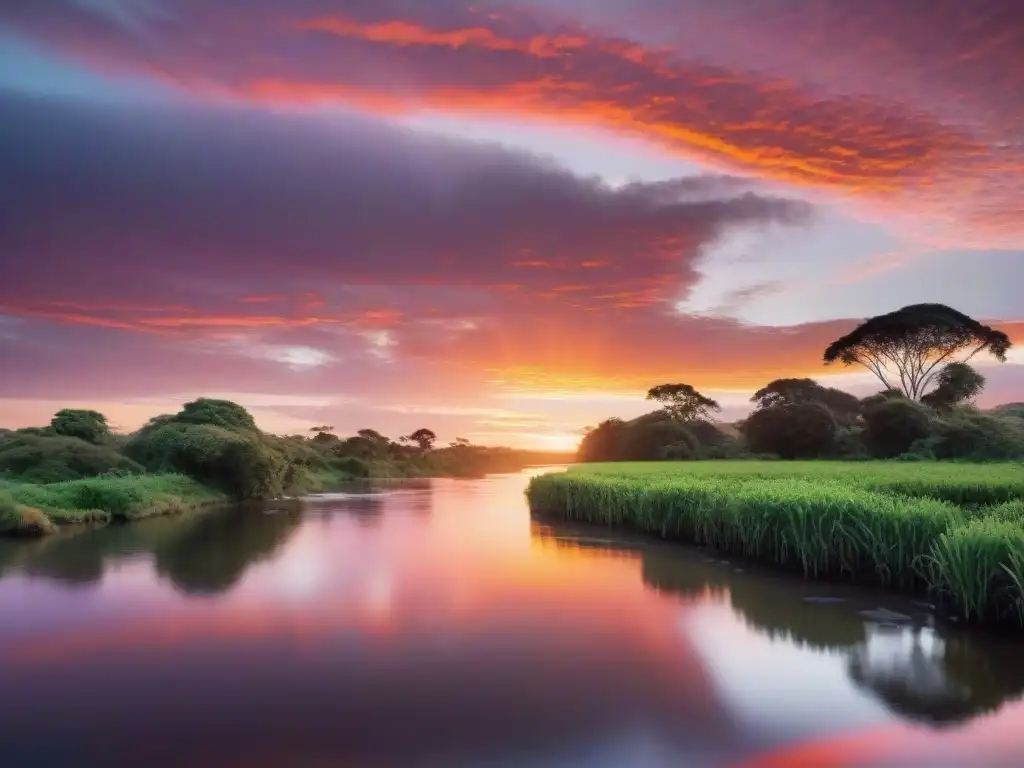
[527,461,1024,628]
[572,461,1024,506]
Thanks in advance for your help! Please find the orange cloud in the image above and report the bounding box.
[272,16,983,196]
[0,299,403,336]
[297,16,593,60]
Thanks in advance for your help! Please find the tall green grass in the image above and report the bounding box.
[0,473,226,530]
[571,460,1024,506]
[528,461,1024,628]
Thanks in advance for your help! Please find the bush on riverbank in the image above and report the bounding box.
[126,421,292,500]
[0,474,225,536]
[1,474,225,526]
[0,432,144,484]
[526,462,1024,628]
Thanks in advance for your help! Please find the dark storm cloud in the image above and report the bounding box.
[0,89,810,316]
[4,0,1023,233]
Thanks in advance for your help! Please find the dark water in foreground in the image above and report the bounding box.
[1,469,1022,767]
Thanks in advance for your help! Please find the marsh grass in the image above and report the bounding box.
[0,490,58,536]
[528,461,1024,628]
[0,474,226,533]
[926,520,1024,625]
[570,460,1024,506]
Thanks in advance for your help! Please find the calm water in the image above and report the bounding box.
[1,468,1022,767]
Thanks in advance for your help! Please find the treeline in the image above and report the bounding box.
[580,380,1024,463]
[0,399,573,501]
[581,303,1022,463]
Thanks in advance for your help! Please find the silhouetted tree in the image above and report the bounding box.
[862,398,933,457]
[742,403,837,459]
[647,383,721,423]
[920,362,986,412]
[309,425,337,444]
[577,418,626,462]
[823,303,1010,400]
[751,378,861,423]
[407,428,437,451]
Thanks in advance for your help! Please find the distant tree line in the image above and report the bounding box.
[579,303,1022,463]
[1,401,574,501]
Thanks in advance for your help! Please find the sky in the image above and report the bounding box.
[1,0,1022,450]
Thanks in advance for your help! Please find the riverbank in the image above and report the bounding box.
[0,474,228,537]
[526,461,1024,629]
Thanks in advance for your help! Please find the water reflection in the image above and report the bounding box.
[625,535,1024,728]
[153,504,303,595]
[0,473,1021,767]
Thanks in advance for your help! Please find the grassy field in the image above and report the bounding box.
[0,474,227,536]
[527,461,1024,628]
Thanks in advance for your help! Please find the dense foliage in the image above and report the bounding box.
[579,412,736,462]
[742,402,837,459]
[861,398,934,458]
[50,409,112,444]
[0,431,142,484]
[580,357,1023,463]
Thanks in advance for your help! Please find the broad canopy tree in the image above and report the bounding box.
[407,428,437,451]
[823,304,1011,401]
[647,383,721,423]
[751,378,862,422]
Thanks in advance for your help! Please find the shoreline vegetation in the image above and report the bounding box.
[0,399,572,538]
[526,463,1024,629]
[529,303,1024,630]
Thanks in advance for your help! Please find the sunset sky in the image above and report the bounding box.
[2,1,1022,449]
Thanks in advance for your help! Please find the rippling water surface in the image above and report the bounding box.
[1,468,1022,767]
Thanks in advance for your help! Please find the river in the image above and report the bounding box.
[1,468,1022,767]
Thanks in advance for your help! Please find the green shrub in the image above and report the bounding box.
[660,441,696,460]
[742,402,837,459]
[172,398,258,432]
[0,433,143,483]
[14,426,54,437]
[993,403,1024,420]
[618,411,696,461]
[332,456,370,478]
[917,409,1024,460]
[68,479,146,518]
[863,398,934,458]
[49,409,112,444]
[125,422,288,500]
[1,474,223,526]
[828,426,869,459]
[577,418,627,462]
